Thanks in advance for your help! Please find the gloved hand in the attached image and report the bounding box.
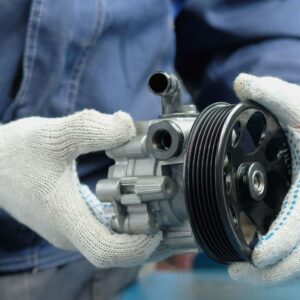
[229,74,300,285]
[0,110,162,268]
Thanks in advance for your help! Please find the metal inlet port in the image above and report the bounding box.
[148,72,175,95]
[148,72,182,115]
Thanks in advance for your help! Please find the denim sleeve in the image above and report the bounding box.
[175,0,300,109]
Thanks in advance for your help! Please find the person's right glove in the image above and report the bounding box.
[229,74,300,285]
[0,110,162,268]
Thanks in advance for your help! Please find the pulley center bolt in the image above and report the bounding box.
[239,162,267,201]
[252,170,265,195]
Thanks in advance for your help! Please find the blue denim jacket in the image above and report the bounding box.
[1,0,300,272]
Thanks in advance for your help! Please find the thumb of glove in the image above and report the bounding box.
[51,110,136,159]
[234,73,300,127]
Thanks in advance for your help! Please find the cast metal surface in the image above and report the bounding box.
[96,72,292,263]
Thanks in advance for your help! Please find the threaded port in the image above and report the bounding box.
[152,129,172,151]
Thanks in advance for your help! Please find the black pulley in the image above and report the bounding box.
[184,102,292,263]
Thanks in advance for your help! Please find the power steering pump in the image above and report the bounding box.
[96,72,291,263]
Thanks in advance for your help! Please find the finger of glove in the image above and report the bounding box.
[234,73,300,127]
[68,207,162,268]
[229,245,300,285]
[58,110,136,158]
[251,172,300,268]
[56,174,162,268]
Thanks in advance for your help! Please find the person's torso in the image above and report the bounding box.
[0,0,176,272]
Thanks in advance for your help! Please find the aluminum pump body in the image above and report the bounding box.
[96,72,198,254]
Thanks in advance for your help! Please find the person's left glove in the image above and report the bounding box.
[0,110,162,268]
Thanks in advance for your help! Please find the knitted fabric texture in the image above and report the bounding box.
[0,109,161,268]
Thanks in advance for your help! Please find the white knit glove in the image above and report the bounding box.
[229,74,300,285]
[0,110,162,268]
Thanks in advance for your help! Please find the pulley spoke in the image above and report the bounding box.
[227,144,246,171]
[243,202,275,234]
